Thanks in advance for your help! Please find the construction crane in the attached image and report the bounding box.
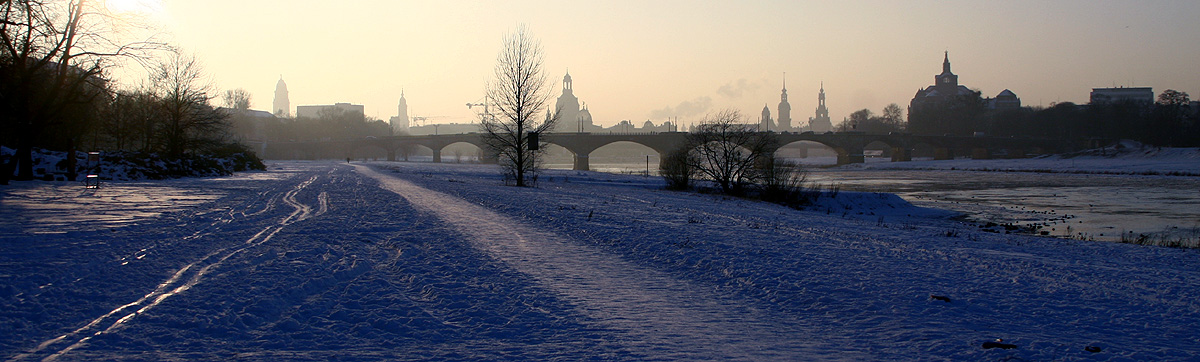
[466,99,493,123]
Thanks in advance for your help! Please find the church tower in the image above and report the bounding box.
[554,70,581,132]
[390,90,409,134]
[760,104,773,131]
[777,74,792,130]
[809,83,833,132]
[273,76,289,117]
[935,51,959,95]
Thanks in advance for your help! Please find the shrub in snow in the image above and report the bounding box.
[659,147,695,190]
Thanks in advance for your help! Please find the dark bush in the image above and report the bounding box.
[660,147,695,190]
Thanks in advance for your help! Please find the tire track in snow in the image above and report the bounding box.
[357,165,861,361]
[13,174,323,362]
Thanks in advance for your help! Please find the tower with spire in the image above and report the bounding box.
[934,51,959,96]
[554,70,581,132]
[273,76,289,117]
[809,82,832,132]
[909,51,983,135]
[760,104,773,131]
[390,90,409,134]
[777,73,792,130]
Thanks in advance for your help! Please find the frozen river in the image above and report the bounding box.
[808,169,1200,242]
[550,161,1200,243]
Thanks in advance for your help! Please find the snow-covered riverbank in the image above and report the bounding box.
[2,161,1198,360]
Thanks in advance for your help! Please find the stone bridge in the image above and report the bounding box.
[263,132,1075,171]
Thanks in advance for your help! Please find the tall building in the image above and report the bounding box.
[760,104,773,131]
[389,90,410,134]
[554,71,581,132]
[808,83,832,132]
[273,76,289,117]
[777,75,792,130]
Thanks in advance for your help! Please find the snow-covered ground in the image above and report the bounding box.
[2,161,1198,360]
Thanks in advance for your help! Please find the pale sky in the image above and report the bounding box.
[121,0,1200,127]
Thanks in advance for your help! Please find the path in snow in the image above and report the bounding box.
[13,174,326,361]
[357,164,863,360]
[4,163,631,360]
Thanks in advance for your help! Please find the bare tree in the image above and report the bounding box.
[881,103,905,130]
[1,0,166,180]
[151,52,226,158]
[684,109,777,194]
[223,88,252,111]
[99,86,160,151]
[481,25,558,187]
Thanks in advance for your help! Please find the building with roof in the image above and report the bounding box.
[296,102,365,120]
[987,89,1022,110]
[909,52,981,113]
[1089,87,1154,105]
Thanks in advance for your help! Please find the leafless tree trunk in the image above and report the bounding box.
[685,109,778,194]
[481,25,558,187]
[152,52,226,158]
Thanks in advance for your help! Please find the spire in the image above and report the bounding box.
[780,72,789,102]
[942,51,951,74]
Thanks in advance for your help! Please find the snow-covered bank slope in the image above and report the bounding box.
[377,162,1200,361]
[1,161,1197,361]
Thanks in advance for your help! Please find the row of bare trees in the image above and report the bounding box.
[2,0,237,181]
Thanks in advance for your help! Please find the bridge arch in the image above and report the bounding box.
[349,142,390,161]
[776,138,861,165]
[438,141,485,163]
[775,140,839,165]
